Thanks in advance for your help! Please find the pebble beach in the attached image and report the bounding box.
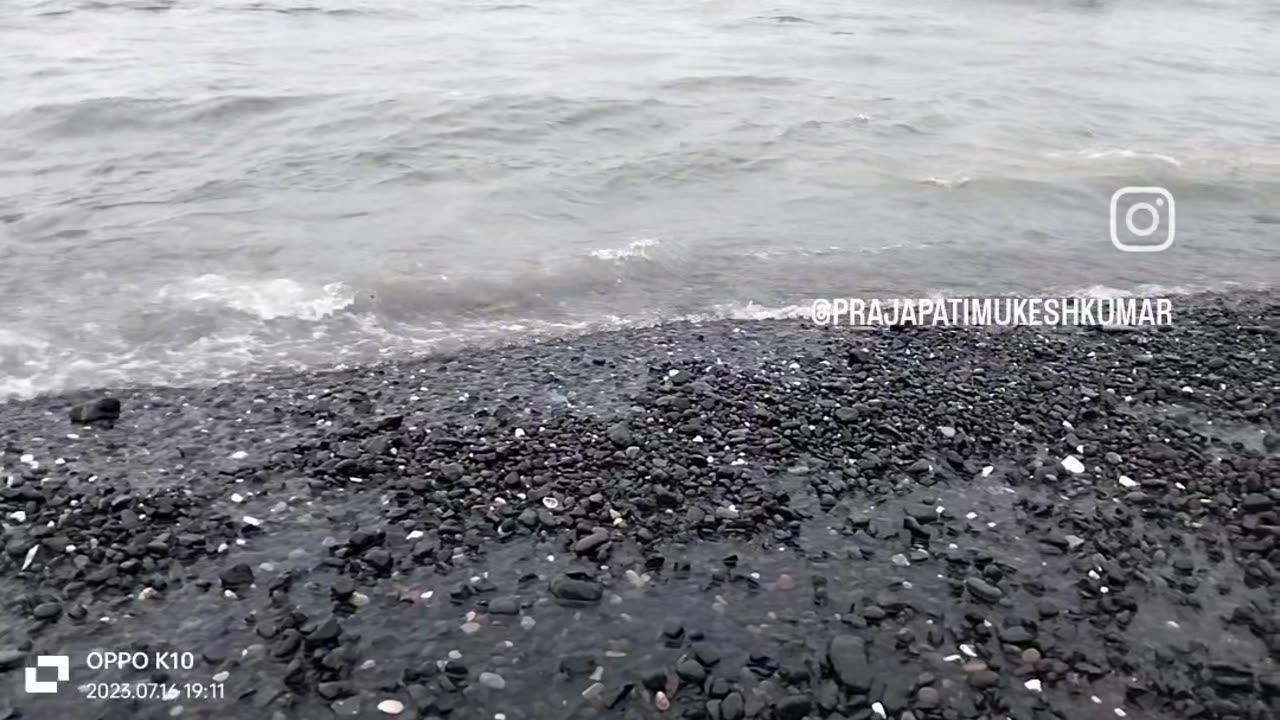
[1,291,1276,720]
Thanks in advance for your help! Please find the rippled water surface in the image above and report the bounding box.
[2,0,1277,396]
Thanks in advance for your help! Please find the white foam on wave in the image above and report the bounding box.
[156,274,356,321]
[749,242,925,261]
[921,176,973,188]
[1045,148,1182,167]
[677,301,815,323]
[1060,282,1229,298]
[588,237,661,262]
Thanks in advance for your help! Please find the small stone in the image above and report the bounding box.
[776,574,797,590]
[350,592,370,607]
[69,397,121,425]
[1242,493,1274,512]
[676,657,707,683]
[489,596,520,615]
[551,575,603,604]
[721,691,744,720]
[32,602,62,620]
[890,554,910,567]
[331,698,361,716]
[1025,679,1043,692]
[606,422,633,447]
[21,545,38,571]
[655,691,671,711]
[939,426,957,438]
[1061,456,1085,474]
[969,670,1000,689]
[219,563,254,589]
[775,695,813,720]
[573,531,610,555]
[964,577,1004,603]
[582,682,605,700]
[1064,535,1085,550]
[0,649,26,670]
[827,634,871,691]
[478,672,506,690]
[915,686,940,709]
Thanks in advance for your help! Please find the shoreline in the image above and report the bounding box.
[3,288,1271,408]
[0,289,1276,719]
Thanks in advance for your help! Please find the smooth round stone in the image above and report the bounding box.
[376,699,405,715]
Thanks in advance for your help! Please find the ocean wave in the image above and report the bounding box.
[660,75,805,92]
[154,275,356,321]
[5,94,323,138]
[1056,282,1246,298]
[587,238,661,262]
[1044,148,1183,167]
[920,176,973,189]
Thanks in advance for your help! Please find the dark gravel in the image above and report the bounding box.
[1,291,1277,720]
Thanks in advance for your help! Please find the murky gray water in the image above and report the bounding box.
[2,0,1277,396]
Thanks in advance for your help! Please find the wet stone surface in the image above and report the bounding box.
[0,292,1277,719]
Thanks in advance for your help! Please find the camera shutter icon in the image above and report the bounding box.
[25,655,70,694]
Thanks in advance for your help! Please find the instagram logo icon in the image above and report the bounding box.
[1110,186,1176,252]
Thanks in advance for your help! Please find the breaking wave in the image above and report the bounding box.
[155,275,356,321]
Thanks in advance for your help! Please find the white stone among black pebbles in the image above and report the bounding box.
[478,672,506,689]
[1060,455,1086,474]
[376,699,405,715]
